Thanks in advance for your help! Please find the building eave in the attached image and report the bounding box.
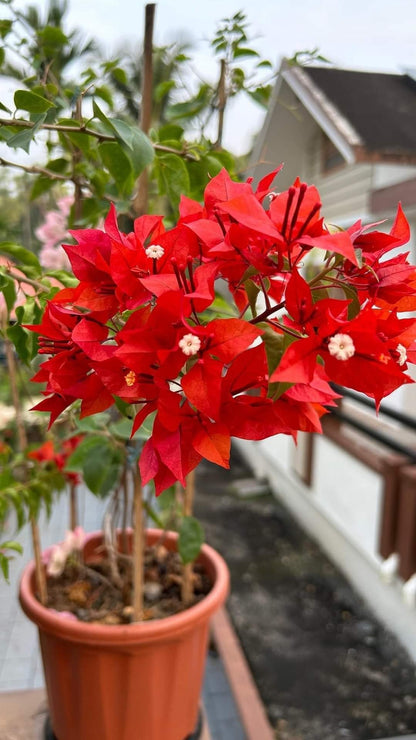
[281,64,362,165]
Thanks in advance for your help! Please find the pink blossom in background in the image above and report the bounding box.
[36,195,74,271]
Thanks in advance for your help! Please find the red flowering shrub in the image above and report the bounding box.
[27,169,416,494]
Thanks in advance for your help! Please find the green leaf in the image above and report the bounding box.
[233,47,259,58]
[67,435,123,497]
[128,128,155,175]
[111,67,128,85]
[154,80,176,102]
[1,540,23,554]
[30,175,56,199]
[0,19,12,39]
[92,99,111,127]
[0,242,41,273]
[83,450,120,497]
[0,99,11,114]
[244,279,261,317]
[14,90,55,113]
[0,553,9,582]
[98,141,133,194]
[178,516,204,565]
[113,396,134,419]
[95,85,113,108]
[158,124,184,143]
[6,323,32,364]
[64,435,106,471]
[247,85,272,108]
[157,486,176,512]
[156,153,190,211]
[109,418,133,440]
[43,270,78,287]
[166,84,212,121]
[261,325,287,375]
[37,26,68,48]
[0,273,16,313]
[7,113,47,152]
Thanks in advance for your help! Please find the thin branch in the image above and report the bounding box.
[181,470,196,606]
[0,156,68,181]
[0,117,115,141]
[132,466,144,621]
[0,118,198,160]
[4,268,50,294]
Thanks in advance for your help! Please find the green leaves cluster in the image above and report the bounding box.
[65,432,123,498]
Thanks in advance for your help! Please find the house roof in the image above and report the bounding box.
[304,67,416,156]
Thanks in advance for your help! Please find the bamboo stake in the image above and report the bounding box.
[132,465,144,621]
[69,482,78,531]
[215,58,227,149]
[72,96,83,223]
[3,336,47,604]
[121,463,129,555]
[132,3,156,216]
[181,469,196,606]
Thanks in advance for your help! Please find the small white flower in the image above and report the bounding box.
[47,544,68,577]
[145,244,164,260]
[397,343,407,366]
[328,333,355,361]
[64,526,86,552]
[179,334,201,356]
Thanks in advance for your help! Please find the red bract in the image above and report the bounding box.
[29,167,416,494]
[28,435,84,484]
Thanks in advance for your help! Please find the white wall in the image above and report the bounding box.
[311,436,382,557]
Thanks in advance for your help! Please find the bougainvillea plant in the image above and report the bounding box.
[26,167,416,619]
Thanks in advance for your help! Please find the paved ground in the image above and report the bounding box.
[194,452,416,740]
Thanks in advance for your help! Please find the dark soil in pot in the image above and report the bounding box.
[194,449,416,740]
[46,543,212,623]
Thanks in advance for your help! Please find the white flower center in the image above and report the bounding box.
[179,334,201,356]
[397,343,407,366]
[145,244,165,260]
[328,333,355,361]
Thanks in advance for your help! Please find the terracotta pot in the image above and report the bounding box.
[19,529,229,740]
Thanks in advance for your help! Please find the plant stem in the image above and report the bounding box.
[4,268,50,294]
[121,463,129,555]
[181,469,196,606]
[3,336,47,604]
[133,3,156,216]
[0,119,197,159]
[69,482,78,531]
[73,96,83,223]
[215,59,226,148]
[132,466,144,621]
[0,156,69,181]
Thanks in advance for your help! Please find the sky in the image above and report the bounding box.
[6,0,416,154]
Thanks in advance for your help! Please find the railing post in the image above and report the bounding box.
[396,466,416,581]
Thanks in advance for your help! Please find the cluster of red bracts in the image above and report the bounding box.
[27,436,84,484]
[27,169,416,494]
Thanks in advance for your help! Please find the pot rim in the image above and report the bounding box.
[19,528,229,646]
